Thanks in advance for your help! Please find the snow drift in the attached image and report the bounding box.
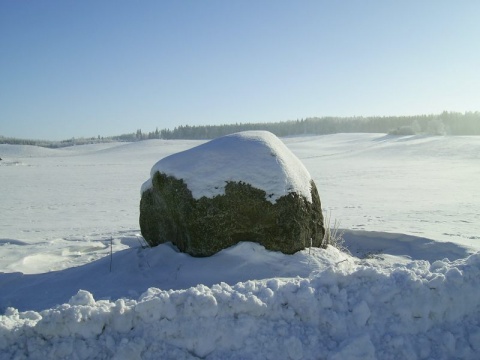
[2,247,480,359]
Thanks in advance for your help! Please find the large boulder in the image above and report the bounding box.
[140,131,325,256]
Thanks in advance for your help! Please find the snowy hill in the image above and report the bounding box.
[1,134,479,359]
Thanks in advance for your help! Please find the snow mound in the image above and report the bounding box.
[2,251,479,359]
[0,144,59,158]
[0,242,347,312]
[141,131,313,203]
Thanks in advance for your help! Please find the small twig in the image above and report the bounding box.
[109,237,113,272]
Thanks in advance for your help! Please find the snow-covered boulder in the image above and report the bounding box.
[139,131,325,256]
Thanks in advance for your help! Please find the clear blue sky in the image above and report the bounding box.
[1,1,479,140]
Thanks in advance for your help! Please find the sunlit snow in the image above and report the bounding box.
[1,133,479,359]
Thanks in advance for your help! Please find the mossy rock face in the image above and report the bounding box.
[140,172,325,256]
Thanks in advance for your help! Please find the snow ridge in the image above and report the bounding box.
[2,252,480,359]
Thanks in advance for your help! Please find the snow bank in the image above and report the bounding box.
[0,242,346,312]
[141,131,313,203]
[2,251,480,359]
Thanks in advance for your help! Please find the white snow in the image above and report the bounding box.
[142,131,314,203]
[1,133,480,359]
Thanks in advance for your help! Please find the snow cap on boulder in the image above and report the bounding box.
[141,131,313,203]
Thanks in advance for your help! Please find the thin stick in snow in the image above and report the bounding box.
[109,237,113,272]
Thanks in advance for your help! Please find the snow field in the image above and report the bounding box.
[1,250,480,359]
[1,133,480,359]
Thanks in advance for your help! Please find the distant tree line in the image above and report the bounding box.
[111,128,161,142]
[1,111,479,148]
[146,111,480,140]
[0,135,113,148]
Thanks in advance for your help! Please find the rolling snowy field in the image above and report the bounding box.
[1,133,479,359]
